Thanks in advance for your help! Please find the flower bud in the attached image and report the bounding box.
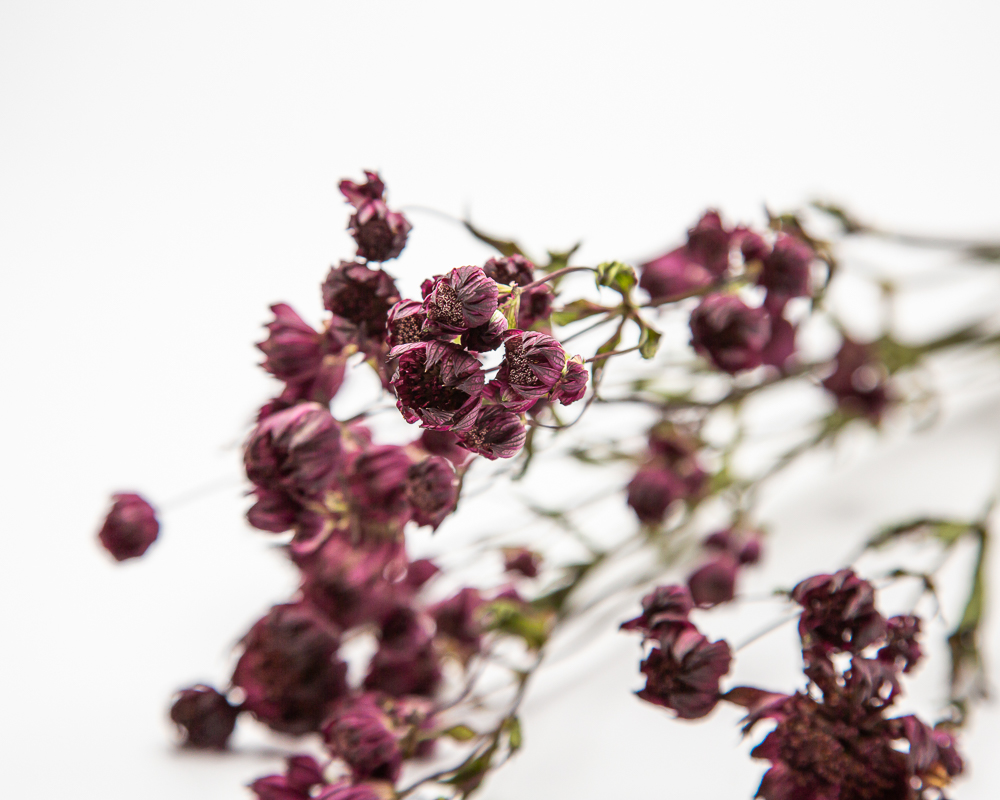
[689,293,771,373]
[626,466,686,524]
[405,457,459,530]
[246,488,302,533]
[550,355,588,405]
[339,172,411,262]
[245,403,343,499]
[322,261,401,339]
[169,685,239,749]
[687,554,739,607]
[97,493,159,561]
[389,341,485,432]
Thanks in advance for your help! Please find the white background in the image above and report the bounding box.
[2,2,1000,798]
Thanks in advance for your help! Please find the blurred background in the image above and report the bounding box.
[2,2,999,797]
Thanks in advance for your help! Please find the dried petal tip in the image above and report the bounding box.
[97,493,159,562]
[169,685,239,749]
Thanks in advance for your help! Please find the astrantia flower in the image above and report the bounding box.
[421,265,499,336]
[690,293,771,374]
[877,614,922,673]
[339,171,412,262]
[687,554,740,607]
[389,341,485,432]
[244,402,343,499]
[626,465,687,525]
[344,444,413,525]
[364,606,441,697]
[232,602,348,735]
[460,309,508,353]
[322,261,401,339]
[639,246,715,304]
[822,338,891,422]
[481,254,536,287]
[550,355,588,405]
[323,694,402,782]
[405,456,458,530]
[620,584,694,637]
[489,330,572,413]
[257,303,326,384]
[169,685,239,749]
[385,299,428,349]
[758,233,814,312]
[250,755,326,800]
[432,587,485,656]
[97,492,159,561]
[455,405,526,460]
[791,569,887,654]
[515,283,555,329]
[637,623,732,719]
[686,210,734,276]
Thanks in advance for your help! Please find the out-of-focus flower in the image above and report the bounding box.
[822,338,891,422]
[232,602,348,735]
[364,606,441,697]
[405,457,458,530]
[639,246,715,304]
[417,428,472,467]
[620,584,694,637]
[97,493,159,561]
[758,233,814,312]
[339,171,411,262]
[323,694,402,782]
[344,445,413,525]
[169,685,239,749]
[877,614,922,673]
[791,569,887,654]
[249,754,326,800]
[245,402,343,499]
[690,293,771,373]
[257,303,327,384]
[626,466,687,525]
[687,554,740,607]
[637,623,732,719]
[761,314,797,370]
[481,255,535,287]
[322,261,401,340]
[686,211,734,276]
[503,547,541,578]
[432,587,485,657]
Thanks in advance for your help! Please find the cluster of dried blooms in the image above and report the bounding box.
[95,171,996,800]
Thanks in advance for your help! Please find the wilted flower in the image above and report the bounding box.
[323,694,402,782]
[405,457,458,530]
[232,602,348,735]
[97,492,159,561]
[689,293,771,373]
[791,570,887,654]
[364,606,441,697]
[245,403,343,499]
[637,623,732,719]
[455,405,526,460]
[322,261,401,339]
[460,309,508,353]
[339,171,412,262]
[389,341,485,432]
[421,266,499,336]
[169,685,239,749]
[822,338,890,422]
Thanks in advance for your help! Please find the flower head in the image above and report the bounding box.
[686,210,734,276]
[421,266,499,336]
[759,233,814,312]
[791,570,887,654]
[405,456,459,530]
[626,465,687,525]
[481,255,536,287]
[690,293,771,373]
[489,330,572,413]
[257,303,327,384]
[620,584,694,637]
[637,623,732,719]
[364,606,441,697]
[323,694,402,782]
[322,261,401,339]
[97,493,159,561]
[339,171,412,262]
[389,341,485,432]
[822,338,890,422]
[455,405,526,460]
[169,685,239,749]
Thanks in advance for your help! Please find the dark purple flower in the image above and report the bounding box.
[245,403,343,499]
[639,246,715,305]
[299,535,405,630]
[97,492,159,561]
[339,171,412,262]
[455,405,526,460]
[389,341,484,433]
[503,547,541,578]
[481,255,536,287]
[735,226,771,263]
[489,330,570,413]
[626,465,687,525]
[432,587,485,656]
[246,488,301,533]
[322,261,401,339]
[345,444,413,526]
[822,338,891,422]
[257,303,326,384]
[405,456,458,530]
[249,755,325,800]
[516,284,555,329]
[686,210,734,276]
[759,233,813,312]
[687,554,739,607]
[637,623,732,719]
[323,694,402,782]
[417,428,472,467]
[232,602,348,735]
[364,606,441,697]
[385,299,428,348]
[421,266,499,336]
[791,570,887,654]
[249,775,312,800]
[877,614,922,673]
[690,293,771,374]
[169,685,239,749]
[460,309,508,353]
[550,355,588,406]
[620,584,694,636]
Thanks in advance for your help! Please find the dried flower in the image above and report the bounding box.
[364,606,441,697]
[620,584,694,637]
[637,623,732,719]
[791,570,887,654]
[639,246,715,304]
[257,303,327,384]
[405,457,459,530]
[690,293,771,373]
[97,493,159,561]
[169,685,239,749]
[626,466,687,525]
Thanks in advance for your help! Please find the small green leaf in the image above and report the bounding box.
[443,724,478,742]
[504,716,522,751]
[463,220,525,257]
[638,325,661,359]
[595,261,637,295]
[480,599,551,650]
[550,299,608,327]
[545,242,582,273]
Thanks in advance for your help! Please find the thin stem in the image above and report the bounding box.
[519,266,595,291]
